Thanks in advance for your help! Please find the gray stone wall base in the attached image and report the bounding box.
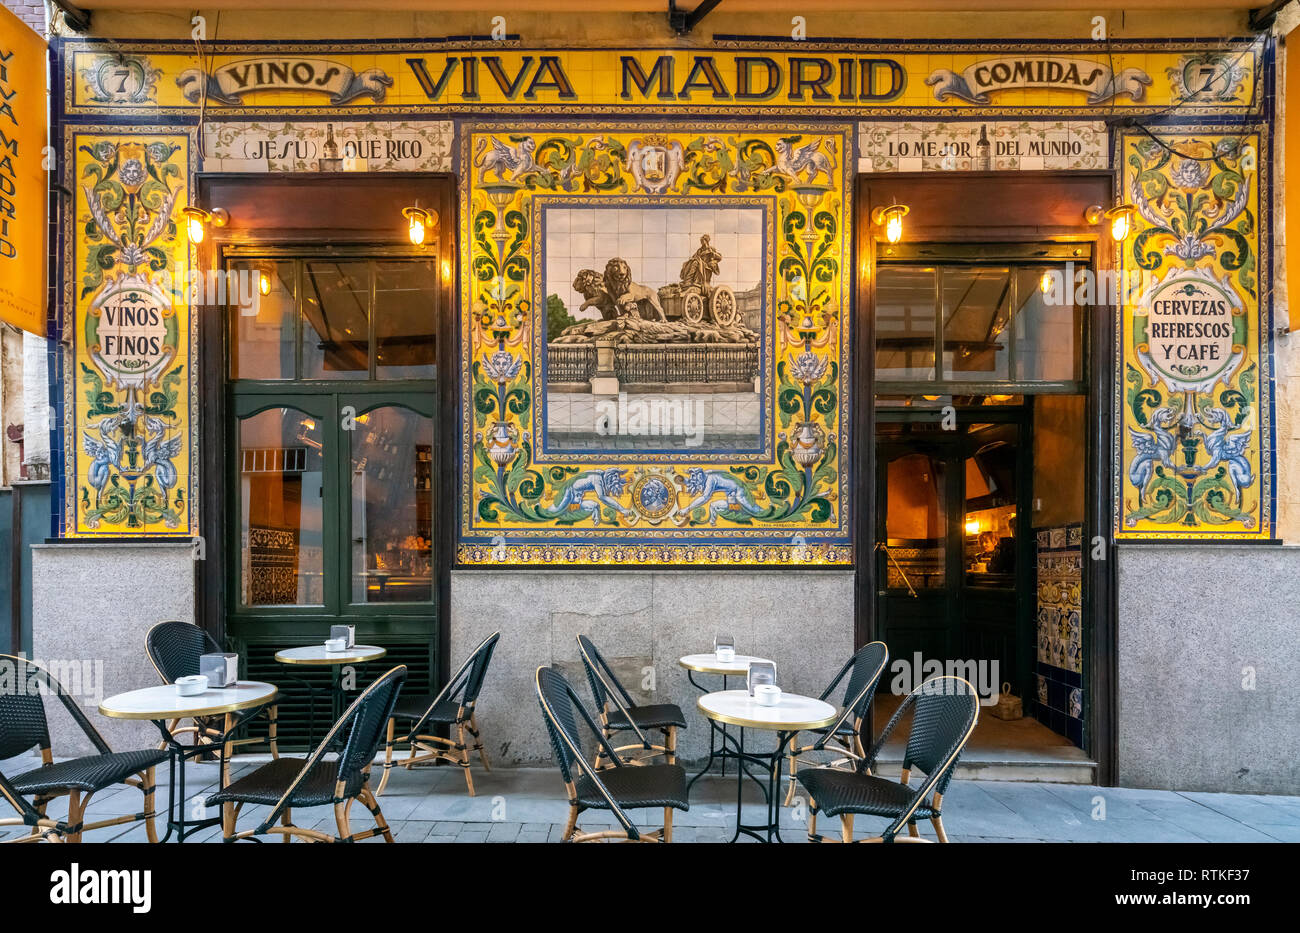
[1117,544,1300,795]
[450,568,855,767]
[30,542,196,757]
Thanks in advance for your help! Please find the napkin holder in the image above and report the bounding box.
[330,624,356,648]
[199,652,238,689]
[747,660,776,697]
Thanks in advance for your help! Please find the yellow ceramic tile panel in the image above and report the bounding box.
[66,130,194,537]
[66,43,1262,116]
[460,124,852,566]
[1116,129,1271,540]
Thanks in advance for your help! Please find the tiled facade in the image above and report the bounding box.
[1036,524,1084,746]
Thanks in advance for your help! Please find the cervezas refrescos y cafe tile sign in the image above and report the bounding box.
[62,39,1262,116]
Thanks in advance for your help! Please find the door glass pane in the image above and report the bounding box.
[884,452,945,589]
[964,427,1018,587]
[375,260,438,380]
[875,266,936,380]
[350,406,434,603]
[230,260,296,380]
[238,408,325,607]
[942,267,1010,381]
[302,261,370,379]
[1012,266,1079,382]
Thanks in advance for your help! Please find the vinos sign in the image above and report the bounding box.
[86,273,178,389]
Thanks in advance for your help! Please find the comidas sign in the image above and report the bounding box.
[0,7,46,336]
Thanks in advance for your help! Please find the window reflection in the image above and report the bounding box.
[350,406,434,603]
[875,266,936,380]
[229,260,295,380]
[943,267,1010,381]
[884,452,945,589]
[239,408,325,606]
[964,430,1017,587]
[303,261,370,379]
[375,260,438,380]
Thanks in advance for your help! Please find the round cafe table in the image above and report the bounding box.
[698,688,837,843]
[678,653,774,791]
[99,681,278,843]
[274,644,387,744]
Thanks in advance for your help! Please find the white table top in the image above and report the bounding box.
[679,653,775,675]
[99,681,278,720]
[274,644,387,665]
[698,689,838,731]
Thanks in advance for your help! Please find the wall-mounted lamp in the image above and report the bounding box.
[182,206,227,244]
[403,206,437,246]
[871,203,910,244]
[1085,202,1136,242]
[1105,203,1136,242]
[258,270,272,296]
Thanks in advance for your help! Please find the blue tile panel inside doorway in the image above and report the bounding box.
[1035,524,1084,748]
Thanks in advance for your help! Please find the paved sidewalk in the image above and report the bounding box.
[2,756,1298,843]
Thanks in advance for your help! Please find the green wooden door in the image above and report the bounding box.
[224,256,441,747]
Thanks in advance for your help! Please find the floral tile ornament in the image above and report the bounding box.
[1116,128,1273,540]
[1069,687,1083,720]
[459,125,853,566]
[62,128,196,537]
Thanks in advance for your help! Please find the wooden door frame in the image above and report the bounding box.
[854,171,1118,784]
[195,173,458,688]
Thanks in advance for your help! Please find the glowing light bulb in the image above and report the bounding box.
[259,272,271,296]
[1110,212,1130,242]
[408,211,426,245]
[187,215,205,244]
[885,212,903,244]
[1040,271,1053,294]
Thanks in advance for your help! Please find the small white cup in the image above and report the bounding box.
[175,675,208,697]
[324,638,347,653]
[716,646,736,663]
[755,684,782,707]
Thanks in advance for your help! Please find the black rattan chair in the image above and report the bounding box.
[376,631,499,797]
[575,635,686,768]
[782,641,889,806]
[798,674,979,843]
[0,654,168,843]
[535,666,688,843]
[209,665,406,843]
[145,620,279,759]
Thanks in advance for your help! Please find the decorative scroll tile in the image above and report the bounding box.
[201,120,453,173]
[857,120,1107,173]
[1116,127,1273,540]
[63,129,196,536]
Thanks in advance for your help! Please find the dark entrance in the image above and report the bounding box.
[195,175,457,748]
[876,413,1030,700]
[857,171,1117,777]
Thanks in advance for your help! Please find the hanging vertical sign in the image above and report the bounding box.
[0,6,47,336]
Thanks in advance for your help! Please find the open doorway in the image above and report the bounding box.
[857,176,1115,781]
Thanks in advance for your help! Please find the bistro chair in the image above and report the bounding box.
[376,631,500,797]
[575,634,686,768]
[0,654,168,843]
[536,666,688,843]
[783,641,889,806]
[209,665,406,843]
[798,674,979,843]
[145,620,279,758]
